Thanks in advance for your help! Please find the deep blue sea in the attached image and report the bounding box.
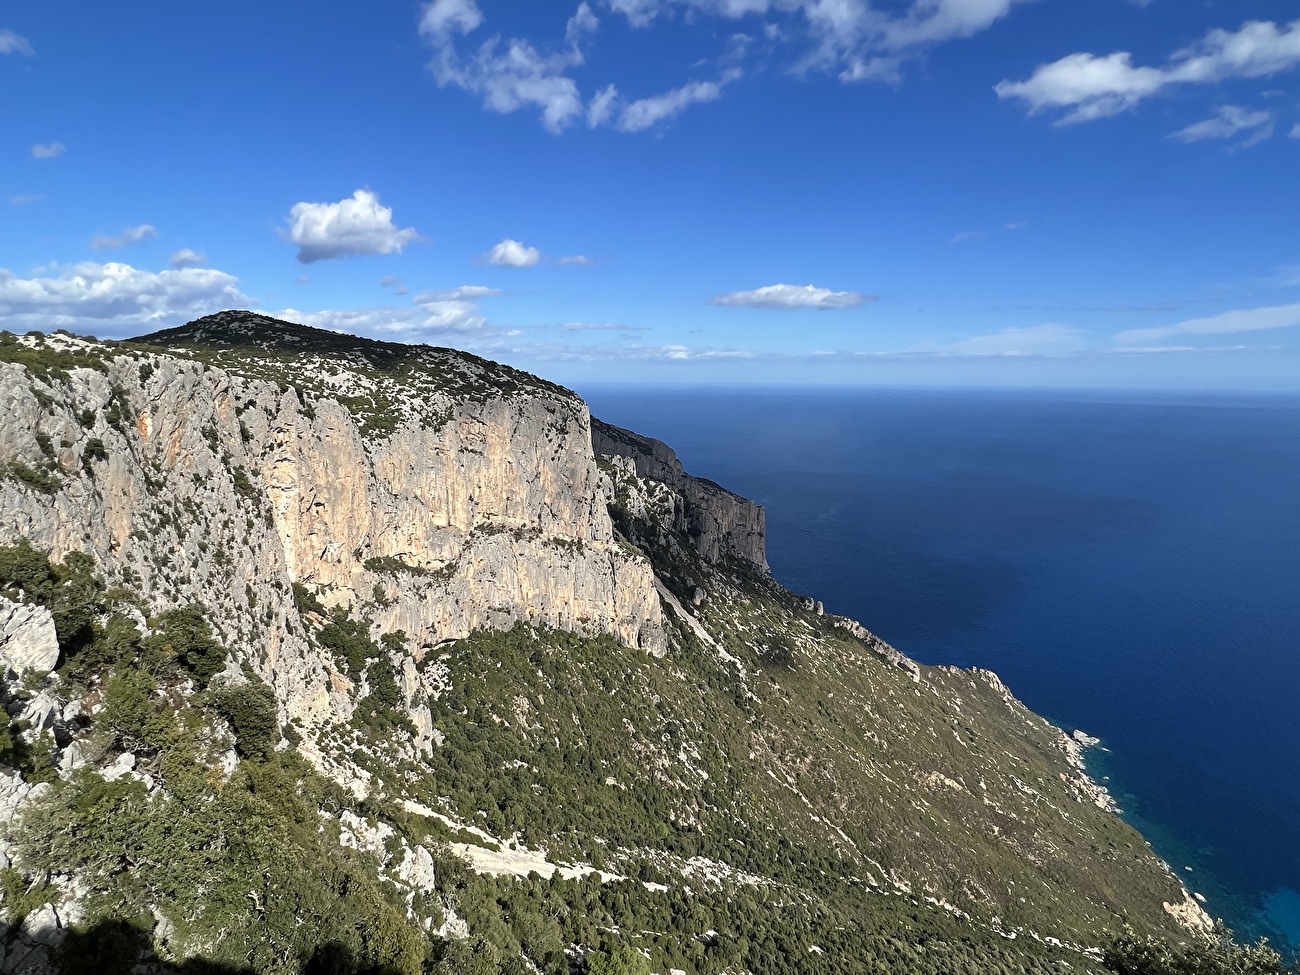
[577,384,1300,948]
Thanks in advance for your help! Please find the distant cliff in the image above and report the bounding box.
[591,418,767,571]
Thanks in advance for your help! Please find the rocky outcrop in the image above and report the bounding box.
[829,615,922,682]
[0,322,665,726]
[0,601,58,677]
[591,419,767,570]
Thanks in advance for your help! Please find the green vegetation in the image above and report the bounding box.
[126,311,579,438]
[1103,929,1296,975]
[0,330,109,384]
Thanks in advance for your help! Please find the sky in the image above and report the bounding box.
[2,0,1299,389]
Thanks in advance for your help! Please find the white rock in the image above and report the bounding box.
[0,599,59,677]
[102,752,136,781]
[59,741,87,773]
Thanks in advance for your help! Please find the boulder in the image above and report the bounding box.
[0,600,59,677]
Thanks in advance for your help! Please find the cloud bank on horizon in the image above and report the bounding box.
[1,1,1298,389]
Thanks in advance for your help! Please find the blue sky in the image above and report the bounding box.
[2,1,1299,389]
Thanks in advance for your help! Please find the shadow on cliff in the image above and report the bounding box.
[47,918,405,975]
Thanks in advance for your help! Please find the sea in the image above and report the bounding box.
[576,383,1300,949]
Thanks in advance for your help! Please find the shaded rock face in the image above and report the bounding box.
[0,601,58,677]
[591,419,767,571]
[0,328,664,723]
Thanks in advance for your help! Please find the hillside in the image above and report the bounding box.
[0,313,1211,975]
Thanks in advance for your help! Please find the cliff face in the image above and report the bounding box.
[0,317,664,724]
[591,418,767,571]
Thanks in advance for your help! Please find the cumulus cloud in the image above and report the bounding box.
[1171,105,1273,145]
[90,224,159,251]
[0,261,249,330]
[997,19,1300,124]
[1114,302,1300,345]
[280,285,504,337]
[169,248,206,268]
[285,189,421,264]
[31,142,64,159]
[0,29,33,56]
[484,238,541,267]
[709,283,875,310]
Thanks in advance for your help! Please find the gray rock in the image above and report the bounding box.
[17,692,59,736]
[102,752,136,781]
[20,903,63,947]
[58,741,86,773]
[0,600,59,677]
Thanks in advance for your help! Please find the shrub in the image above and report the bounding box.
[212,680,280,759]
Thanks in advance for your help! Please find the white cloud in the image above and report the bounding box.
[280,285,503,337]
[0,261,249,330]
[617,71,740,132]
[557,254,593,266]
[285,189,420,264]
[1290,122,1300,138]
[709,283,875,310]
[31,142,65,159]
[949,230,986,243]
[380,275,403,288]
[169,248,206,268]
[881,0,1030,50]
[417,285,503,300]
[1115,302,1300,345]
[1171,105,1272,144]
[484,238,541,267]
[90,224,159,251]
[1006,220,1029,230]
[921,324,1088,356]
[420,0,593,133]
[419,0,483,37]
[563,321,649,331]
[587,83,619,128]
[997,19,1300,124]
[0,29,33,56]
[420,0,1038,133]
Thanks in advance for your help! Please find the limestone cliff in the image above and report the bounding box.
[591,418,767,570]
[0,316,664,726]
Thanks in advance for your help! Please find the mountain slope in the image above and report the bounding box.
[0,314,1208,974]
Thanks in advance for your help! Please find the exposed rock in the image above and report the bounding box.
[592,419,767,570]
[829,615,922,682]
[102,752,136,781]
[0,600,58,677]
[0,316,667,732]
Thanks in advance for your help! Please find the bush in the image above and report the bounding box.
[212,681,280,760]
[144,605,227,685]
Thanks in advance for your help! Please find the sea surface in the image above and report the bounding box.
[576,383,1300,948]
